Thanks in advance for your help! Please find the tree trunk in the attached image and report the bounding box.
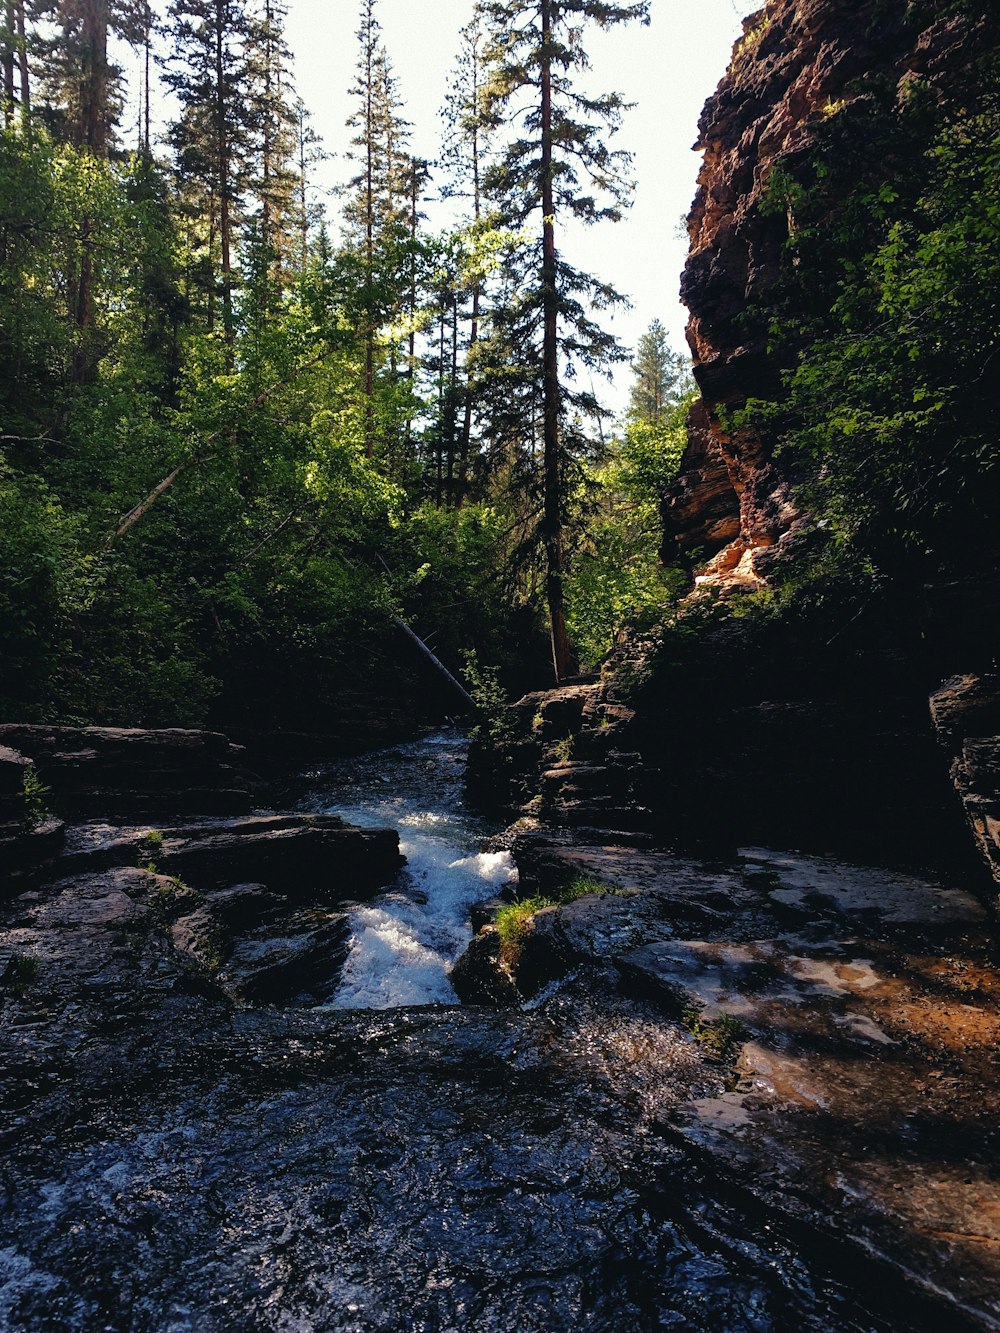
[540,0,571,683]
[15,0,28,120]
[297,103,308,267]
[363,26,376,455]
[215,1,234,367]
[4,1,15,126]
[83,0,109,153]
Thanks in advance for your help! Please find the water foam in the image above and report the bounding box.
[301,732,515,1010]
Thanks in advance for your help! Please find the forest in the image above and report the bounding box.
[0,0,697,732]
[4,0,996,737]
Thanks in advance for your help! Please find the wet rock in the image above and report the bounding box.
[0,724,260,820]
[453,830,1000,1330]
[217,917,350,1005]
[170,885,350,1006]
[448,928,521,1007]
[468,896,508,933]
[155,814,403,900]
[0,866,203,1006]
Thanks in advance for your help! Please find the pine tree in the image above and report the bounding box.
[165,0,254,360]
[343,0,413,458]
[293,96,324,271]
[627,318,691,425]
[247,0,297,295]
[440,11,490,503]
[477,0,649,681]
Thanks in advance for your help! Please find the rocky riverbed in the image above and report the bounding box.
[2,726,999,1330]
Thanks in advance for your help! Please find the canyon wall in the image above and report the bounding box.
[666,0,998,586]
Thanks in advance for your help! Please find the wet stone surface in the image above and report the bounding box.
[1,982,920,1333]
[2,732,998,1331]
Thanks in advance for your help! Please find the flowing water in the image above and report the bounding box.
[298,730,514,1009]
[0,732,950,1330]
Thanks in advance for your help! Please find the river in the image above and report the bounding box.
[0,731,945,1330]
[298,730,514,1009]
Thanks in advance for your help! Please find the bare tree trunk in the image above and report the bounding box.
[447,295,458,505]
[540,0,571,683]
[215,0,234,367]
[4,1,15,126]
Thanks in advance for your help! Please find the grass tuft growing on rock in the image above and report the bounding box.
[682,1009,748,1061]
[2,952,40,998]
[494,876,611,963]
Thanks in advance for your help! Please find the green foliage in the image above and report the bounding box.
[494,876,609,964]
[736,52,1000,568]
[462,650,513,749]
[21,766,49,830]
[1,952,40,998]
[682,1009,747,1061]
[566,396,691,668]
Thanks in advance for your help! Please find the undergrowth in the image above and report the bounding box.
[495,876,611,963]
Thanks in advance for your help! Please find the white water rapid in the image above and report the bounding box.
[298,731,514,1009]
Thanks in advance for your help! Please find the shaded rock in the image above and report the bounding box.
[0,866,203,1006]
[952,740,1000,893]
[930,675,1000,749]
[219,919,350,1004]
[468,896,509,933]
[155,814,403,900]
[448,928,521,1007]
[0,724,259,820]
[930,676,1000,893]
[170,884,351,1006]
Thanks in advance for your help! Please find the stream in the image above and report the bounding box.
[298,730,514,1009]
[0,732,944,1331]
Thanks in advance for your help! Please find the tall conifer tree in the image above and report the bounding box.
[166,0,253,360]
[477,0,649,681]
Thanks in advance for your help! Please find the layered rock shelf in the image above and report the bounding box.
[452,829,1000,1329]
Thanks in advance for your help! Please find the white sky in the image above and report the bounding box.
[125,0,750,412]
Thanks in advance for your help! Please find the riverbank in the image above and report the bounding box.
[3,724,1000,1330]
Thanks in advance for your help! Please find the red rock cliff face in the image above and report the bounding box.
[667,0,994,587]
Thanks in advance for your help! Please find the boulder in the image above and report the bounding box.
[0,724,259,820]
[448,928,521,1007]
[170,886,350,1005]
[155,815,403,900]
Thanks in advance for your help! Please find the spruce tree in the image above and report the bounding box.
[343,0,412,459]
[247,0,297,294]
[440,11,490,503]
[477,0,649,681]
[165,0,254,360]
[627,318,691,425]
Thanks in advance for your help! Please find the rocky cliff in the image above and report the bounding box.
[666,0,999,585]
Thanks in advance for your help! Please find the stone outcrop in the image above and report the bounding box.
[469,611,985,880]
[666,0,999,577]
[931,676,1000,894]
[452,829,1000,1329]
[0,724,259,820]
